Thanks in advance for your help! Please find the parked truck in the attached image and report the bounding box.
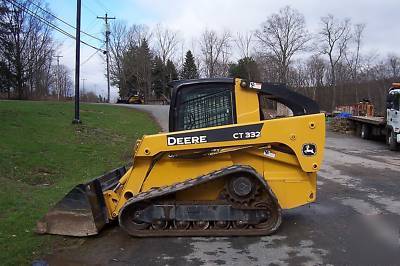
[348,83,400,151]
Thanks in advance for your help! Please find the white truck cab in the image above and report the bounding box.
[386,85,400,150]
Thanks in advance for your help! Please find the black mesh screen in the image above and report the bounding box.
[177,87,234,130]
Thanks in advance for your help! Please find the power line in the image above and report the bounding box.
[81,44,104,66]
[80,50,98,66]
[25,0,103,42]
[94,0,109,12]
[82,1,98,17]
[83,16,98,33]
[5,0,104,52]
[8,0,74,38]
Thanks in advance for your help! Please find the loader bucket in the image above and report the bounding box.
[36,166,127,236]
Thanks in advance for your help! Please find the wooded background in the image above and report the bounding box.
[1,1,399,113]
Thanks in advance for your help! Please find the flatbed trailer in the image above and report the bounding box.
[347,115,386,140]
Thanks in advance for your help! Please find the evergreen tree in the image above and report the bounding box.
[120,47,137,98]
[229,57,260,81]
[119,38,153,100]
[181,50,199,79]
[151,56,164,97]
[165,60,178,82]
[164,60,178,96]
[137,38,153,100]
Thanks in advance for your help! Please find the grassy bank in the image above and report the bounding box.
[0,101,159,265]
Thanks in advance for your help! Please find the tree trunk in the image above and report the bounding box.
[330,59,336,111]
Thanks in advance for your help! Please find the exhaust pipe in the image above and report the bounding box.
[36,166,127,236]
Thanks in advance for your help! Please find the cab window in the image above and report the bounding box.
[259,94,293,120]
[388,91,400,111]
[175,84,235,131]
[393,93,400,111]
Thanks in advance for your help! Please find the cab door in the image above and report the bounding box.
[170,81,236,132]
[387,90,400,130]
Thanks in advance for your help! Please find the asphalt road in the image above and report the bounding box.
[45,105,400,265]
[113,104,170,132]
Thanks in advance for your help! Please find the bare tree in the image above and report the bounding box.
[319,14,351,109]
[254,51,280,82]
[127,24,151,49]
[154,24,179,65]
[345,23,366,101]
[255,6,310,83]
[287,60,309,89]
[152,24,180,94]
[387,53,400,79]
[235,31,253,59]
[109,21,129,95]
[109,22,153,98]
[0,0,56,99]
[200,29,231,78]
[189,37,202,77]
[50,64,72,99]
[347,24,365,79]
[306,55,326,100]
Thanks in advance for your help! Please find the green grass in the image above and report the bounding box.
[0,100,159,265]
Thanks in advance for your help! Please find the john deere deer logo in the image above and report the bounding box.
[302,144,317,156]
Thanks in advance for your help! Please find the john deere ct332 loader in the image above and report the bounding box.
[37,78,325,237]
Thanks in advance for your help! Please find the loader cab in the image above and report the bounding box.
[169,78,320,132]
[169,78,236,132]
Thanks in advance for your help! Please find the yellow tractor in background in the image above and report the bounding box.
[37,78,325,237]
[116,90,144,104]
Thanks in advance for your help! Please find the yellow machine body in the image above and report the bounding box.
[128,95,143,104]
[37,78,325,237]
[104,79,325,220]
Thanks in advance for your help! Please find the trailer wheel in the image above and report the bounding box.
[388,130,399,151]
[360,124,370,139]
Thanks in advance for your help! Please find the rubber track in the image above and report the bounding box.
[118,165,282,237]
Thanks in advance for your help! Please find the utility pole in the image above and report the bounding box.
[72,0,82,124]
[81,78,86,101]
[97,13,115,103]
[54,55,63,101]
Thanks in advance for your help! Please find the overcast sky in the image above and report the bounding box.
[49,0,400,101]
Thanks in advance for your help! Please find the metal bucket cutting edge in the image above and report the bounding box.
[36,166,127,237]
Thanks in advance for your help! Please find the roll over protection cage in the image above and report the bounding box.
[257,82,320,116]
[168,78,320,132]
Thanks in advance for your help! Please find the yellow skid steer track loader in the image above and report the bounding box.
[36,78,325,237]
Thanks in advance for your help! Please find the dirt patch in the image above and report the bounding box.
[24,167,57,186]
[74,125,107,137]
[81,109,104,114]
[37,111,51,117]
[0,109,19,116]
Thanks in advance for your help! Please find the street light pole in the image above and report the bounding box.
[72,0,82,124]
